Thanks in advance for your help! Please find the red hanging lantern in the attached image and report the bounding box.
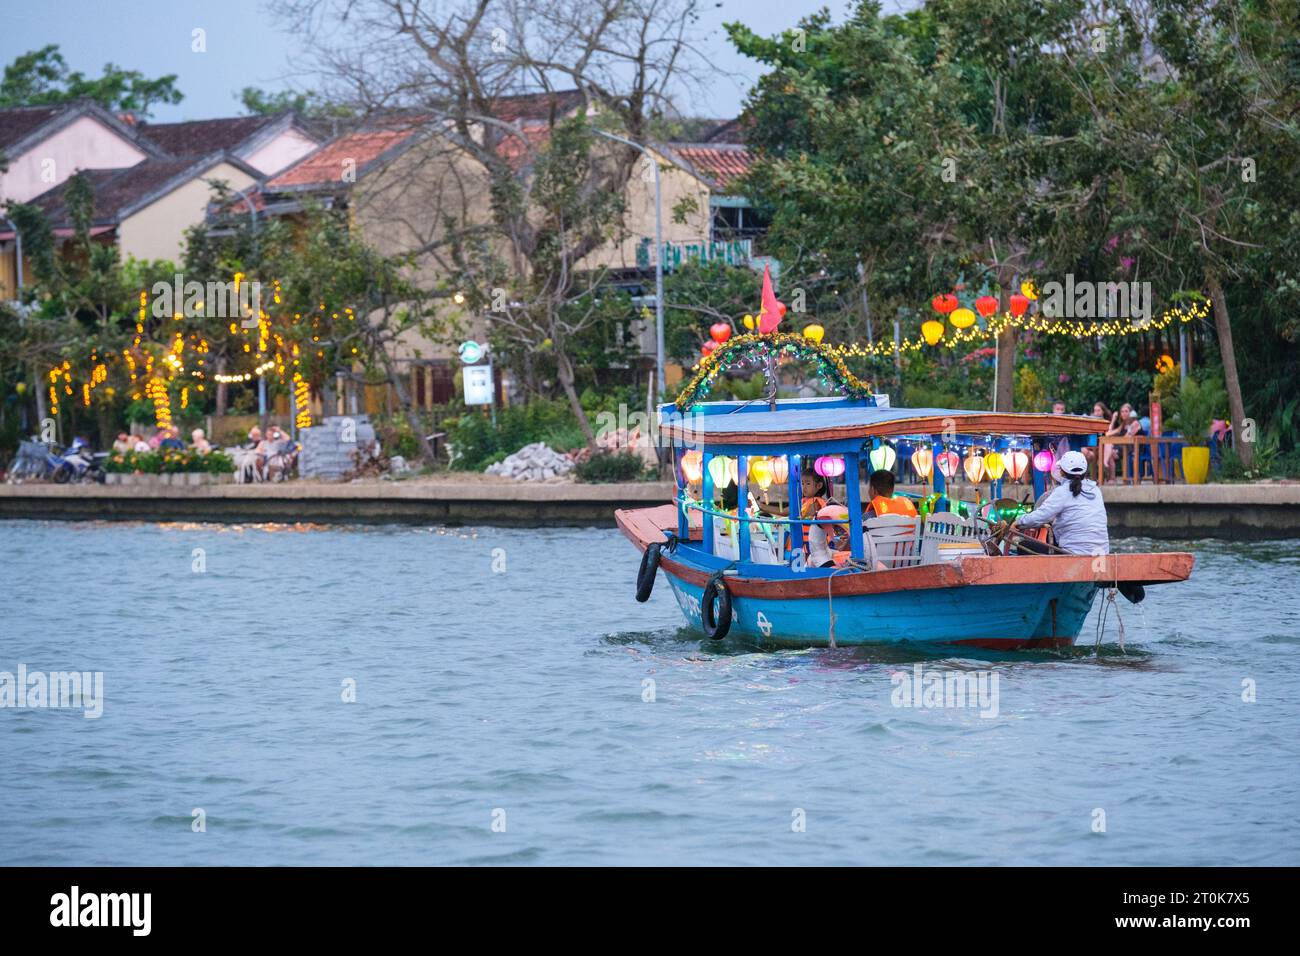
[709,323,731,344]
[701,340,719,358]
[975,295,998,318]
[931,293,959,314]
[1009,293,1030,317]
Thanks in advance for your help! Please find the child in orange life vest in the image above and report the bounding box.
[800,471,848,566]
[867,469,918,518]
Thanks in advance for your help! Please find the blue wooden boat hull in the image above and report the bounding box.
[662,566,1099,649]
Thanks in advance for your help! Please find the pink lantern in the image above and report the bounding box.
[770,456,789,485]
[936,450,960,480]
[1033,449,1056,474]
[814,455,845,478]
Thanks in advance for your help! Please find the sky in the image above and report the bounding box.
[0,0,915,123]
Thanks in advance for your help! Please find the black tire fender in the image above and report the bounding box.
[635,543,662,602]
[701,578,732,641]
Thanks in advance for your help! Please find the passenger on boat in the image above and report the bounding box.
[1012,451,1109,555]
[867,469,918,518]
[800,472,847,567]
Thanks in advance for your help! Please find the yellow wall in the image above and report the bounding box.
[118,161,257,264]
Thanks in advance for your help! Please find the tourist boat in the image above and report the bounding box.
[617,395,1195,649]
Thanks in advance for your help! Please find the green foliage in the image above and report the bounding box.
[1014,365,1047,413]
[105,449,234,474]
[1168,376,1228,447]
[238,86,350,121]
[574,451,650,483]
[445,400,581,471]
[0,44,182,117]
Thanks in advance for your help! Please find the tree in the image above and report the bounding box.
[0,44,182,117]
[268,0,707,448]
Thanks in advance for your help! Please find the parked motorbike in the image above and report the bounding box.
[5,437,106,484]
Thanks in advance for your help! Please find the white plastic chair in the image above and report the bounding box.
[921,511,984,564]
[865,513,922,569]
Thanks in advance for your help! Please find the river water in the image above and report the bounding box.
[1,519,1296,866]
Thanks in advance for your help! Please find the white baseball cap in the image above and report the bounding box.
[1058,450,1089,476]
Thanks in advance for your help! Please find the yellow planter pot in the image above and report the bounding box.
[1181,446,1211,484]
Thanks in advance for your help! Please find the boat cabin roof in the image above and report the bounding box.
[660,397,1107,449]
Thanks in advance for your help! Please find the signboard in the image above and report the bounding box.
[463,364,494,406]
[637,238,753,272]
[458,340,485,364]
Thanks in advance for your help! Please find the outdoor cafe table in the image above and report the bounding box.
[1097,435,1185,485]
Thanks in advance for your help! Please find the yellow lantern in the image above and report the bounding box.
[950,307,976,329]
[910,446,933,480]
[983,451,1006,481]
[770,456,789,485]
[1020,279,1038,300]
[802,324,825,344]
[680,449,703,484]
[748,456,774,490]
[963,450,986,483]
[921,320,945,345]
[743,314,755,330]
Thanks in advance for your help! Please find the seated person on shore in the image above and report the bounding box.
[867,469,918,518]
[1011,451,1109,556]
[112,432,133,455]
[158,426,185,451]
[191,428,212,453]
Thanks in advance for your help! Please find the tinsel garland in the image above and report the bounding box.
[675,332,875,411]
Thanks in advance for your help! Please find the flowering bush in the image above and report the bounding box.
[105,449,234,474]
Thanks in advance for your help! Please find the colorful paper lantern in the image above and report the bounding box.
[974,295,998,318]
[983,451,1006,481]
[708,455,737,487]
[1033,449,1056,474]
[931,293,959,314]
[910,446,934,480]
[801,324,825,344]
[936,450,960,480]
[742,314,755,330]
[680,450,703,484]
[1007,450,1030,481]
[949,307,976,329]
[921,320,945,345]
[770,456,789,485]
[1020,280,1038,300]
[868,443,897,472]
[701,340,718,358]
[1009,293,1030,317]
[963,451,986,483]
[814,455,845,478]
[918,492,942,517]
[748,456,775,490]
[709,323,731,344]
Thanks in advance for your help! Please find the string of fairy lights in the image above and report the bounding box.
[46,277,360,429]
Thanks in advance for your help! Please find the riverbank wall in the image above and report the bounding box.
[2,481,1298,539]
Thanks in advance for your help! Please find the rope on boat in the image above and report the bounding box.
[826,559,873,650]
[1093,557,1127,656]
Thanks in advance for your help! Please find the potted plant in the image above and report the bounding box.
[1168,376,1227,484]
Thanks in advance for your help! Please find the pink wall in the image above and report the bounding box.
[0,115,148,204]
[242,128,320,176]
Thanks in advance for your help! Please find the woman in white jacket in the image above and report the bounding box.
[1012,451,1110,556]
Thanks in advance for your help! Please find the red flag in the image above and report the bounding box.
[757,264,785,334]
